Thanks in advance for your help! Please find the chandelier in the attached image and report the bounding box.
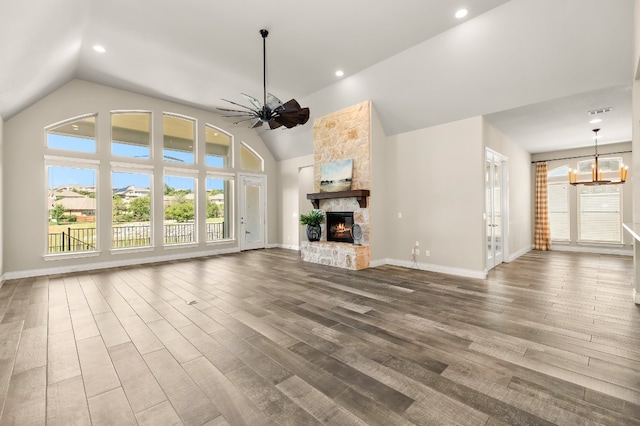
[568,129,627,186]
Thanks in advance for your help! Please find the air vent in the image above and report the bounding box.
[587,107,613,116]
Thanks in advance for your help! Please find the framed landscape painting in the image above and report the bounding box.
[320,159,353,192]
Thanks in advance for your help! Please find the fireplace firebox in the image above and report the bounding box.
[326,212,354,243]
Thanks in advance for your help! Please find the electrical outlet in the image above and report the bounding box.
[398,212,403,219]
[424,250,430,257]
[411,248,415,255]
[415,248,420,256]
[415,241,419,247]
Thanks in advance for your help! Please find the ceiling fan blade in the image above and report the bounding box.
[221,113,256,119]
[251,119,264,128]
[241,93,263,110]
[270,99,310,128]
[232,116,260,125]
[220,98,258,113]
[217,106,254,113]
[266,93,283,110]
[268,119,283,130]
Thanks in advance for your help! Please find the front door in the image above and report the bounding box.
[239,174,266,251]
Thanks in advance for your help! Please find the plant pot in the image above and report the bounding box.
[306,224,321,241]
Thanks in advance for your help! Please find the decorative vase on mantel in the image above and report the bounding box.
[306,224,322,242]
[299,209,325,242]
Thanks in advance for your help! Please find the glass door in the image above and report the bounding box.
[239,174,265,250]
[486,150,507,270]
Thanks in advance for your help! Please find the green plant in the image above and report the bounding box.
[299,209,324,226]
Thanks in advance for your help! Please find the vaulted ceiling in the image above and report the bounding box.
[0,0,633,160]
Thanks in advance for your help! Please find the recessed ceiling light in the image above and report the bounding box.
[455,9,468,19]
[335,70,344,77]
[92,45,106,53]
[590,118,602,124]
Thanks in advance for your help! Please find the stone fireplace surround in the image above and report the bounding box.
[300,101,372,270]
[300,193,370,270]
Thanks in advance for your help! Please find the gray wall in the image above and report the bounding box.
[386,116,486,275]
[3,79,277,276]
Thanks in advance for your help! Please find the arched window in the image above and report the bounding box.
[163,113,195,164]
[240,142,263,172]
[205,125,232,168]
[46,114,97,153]
[112,111,151,159]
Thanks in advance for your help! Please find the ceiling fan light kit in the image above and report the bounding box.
[218,29,310,130]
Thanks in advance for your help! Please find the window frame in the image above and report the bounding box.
[205,172,235,244]
[577,184,623,244]
[205,124,233,169]
[162,112,197,165]
[44,155,101,259]
[547,181,570,242]
[163,167,199,247]
[111,110,153,161]
[111,162,155,252]
[240,142,264,172]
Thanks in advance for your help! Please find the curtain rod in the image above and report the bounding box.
[530,150,632,164]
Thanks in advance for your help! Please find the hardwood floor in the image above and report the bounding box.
[0,249,639,425]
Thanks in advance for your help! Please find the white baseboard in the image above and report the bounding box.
[3,247,241,281]
[277,244,300,251]
[506,245,533,263]
[551,245,632,256]
[370,258,487,279]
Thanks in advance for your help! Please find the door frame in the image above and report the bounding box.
[238,173,267,251]
[485,148,509,271]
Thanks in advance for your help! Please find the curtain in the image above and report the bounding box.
[534,162,551,250]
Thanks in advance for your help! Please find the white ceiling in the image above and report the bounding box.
[0,0,634,160]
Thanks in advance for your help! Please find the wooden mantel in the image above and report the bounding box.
[307,190,370,209]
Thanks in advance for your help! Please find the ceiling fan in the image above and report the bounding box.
[218,29,310,130]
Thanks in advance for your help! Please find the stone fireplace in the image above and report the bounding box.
[300,101,372,270]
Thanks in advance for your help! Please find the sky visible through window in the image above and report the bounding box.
[49,134,224,190]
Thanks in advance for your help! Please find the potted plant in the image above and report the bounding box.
[299,209,324,241]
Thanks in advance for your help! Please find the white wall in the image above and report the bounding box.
[484,120,533,260]
[3,79,277,277]
[531,142,633,253]
[385,116,486,276]
[0,115,3,283]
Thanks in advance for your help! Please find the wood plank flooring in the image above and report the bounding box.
[0,249,639,425]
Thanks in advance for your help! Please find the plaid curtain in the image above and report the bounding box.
[534,162,551,251]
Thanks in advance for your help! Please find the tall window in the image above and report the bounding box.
[112,170,152,248]
[206,125,232,168]
[547,166,570,241]
[164,173,197,244]
[578,185,622,243]
[112,112,151,159]
[163,114,195,164]
[206,176,233,242]
[46,163,98,253]
[548,183,569,241]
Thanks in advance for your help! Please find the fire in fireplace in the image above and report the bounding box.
[326,212,354,243]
